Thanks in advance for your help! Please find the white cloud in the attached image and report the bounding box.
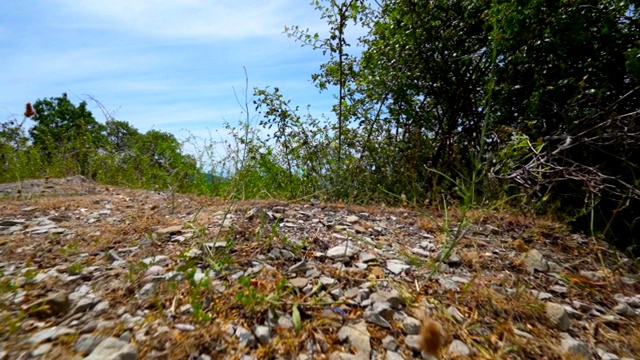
[47,0,324,41]
[0,0,343,162]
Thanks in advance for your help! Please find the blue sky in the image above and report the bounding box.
[0,1,340,158]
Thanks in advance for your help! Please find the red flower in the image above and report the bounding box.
[24,103,36,118]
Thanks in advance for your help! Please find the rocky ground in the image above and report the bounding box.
[0,176,639,360]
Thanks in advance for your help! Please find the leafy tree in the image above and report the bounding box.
[285,0,369,197]
[491,0,639,133]
[0,117,37,181]
[283,0,493,200]
[0,118,28,154]
[29,93,107,176]
[105,119,141,155]
[255,0,640,248]
[119,129,199,190]
[357,0,492,196]
[487,0,640,247]
[134,130,183,168]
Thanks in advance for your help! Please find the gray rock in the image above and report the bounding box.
[31,343,52,357]
[224,323,236,336]
[254,325,271,345]
[629,295,640,308]
[141,255,169,266]
[306,268,322,278]
[353,262,368,270]
[202,242,229,251]
[522,249,550,273]
[289,277,309,289]
[448,339,473,357]
[438,278,459,291]
[185,248,202,258]
[442,251,461,265]
[597,348,620,360]
[345,215,360,223]
[330,288,344,299]
[69,284,94,301]
[404,334,422,352]
[386,259,410,275]
[381,335,397,351]
[107,250,123,264]
[327,245,356,259]
[269,248,294,260]
[75,335,105,355]
[245,207,265,220]
[319,275,336,286]
[549,285,568,294]
[143,265,165,278]
[337,320,371,360]
[572,301,593,312]
[369,290,405,309]
[451,277,469,285]
[0,219,25,226]
[328,353,358,360]
[546,302,570,331]
[235,326,256,348]
[165,271,185,282]
[155,225,183,235]
[93,301,110,315]
[120,313,141,329]
[613,303,636,318]
[321,308,345,327]
[84,337,137,360]
[2,224,24,235]
[402,316,422,335]
[28,326,77,345]
[364,301,394,329]
[530,290,554,300]
[446,306,466,324]
[419,241,436,251]
[359,252,377,263]
[385,351,404,360]
[344,287,370,303]
[410,247,431,257]
[560,335,590,359]
[137,283,156,298]
[278,315,294,329]
[191,268,208,283]
[563,305,583,320]
[288,261,310,274]
[79,320,98,334]
[28,224,62,234]
[513,327,534,339]
[174,323,195,331]
[71,297,100,315]
[96,320,117,330]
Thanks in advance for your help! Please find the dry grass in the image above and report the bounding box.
[0,178,638,359]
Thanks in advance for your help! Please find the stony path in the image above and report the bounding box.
[0,177,639,359]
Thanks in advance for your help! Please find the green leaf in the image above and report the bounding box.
[292,303,302,333]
